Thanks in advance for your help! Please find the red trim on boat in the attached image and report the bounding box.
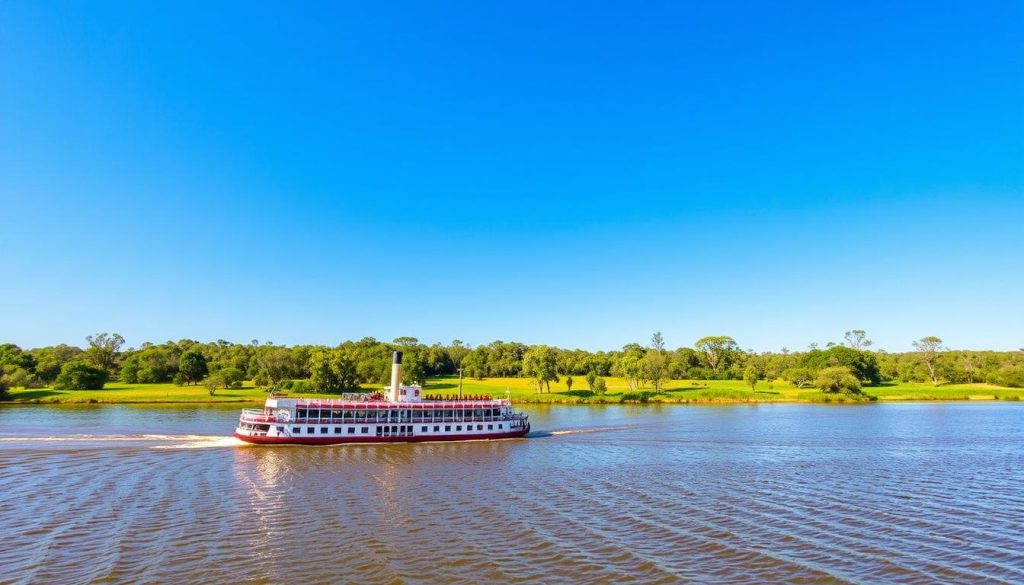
[233,427,530,445]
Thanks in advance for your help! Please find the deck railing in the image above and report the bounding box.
[240,409,282,424]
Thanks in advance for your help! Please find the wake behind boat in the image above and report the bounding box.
[233,351,530,445]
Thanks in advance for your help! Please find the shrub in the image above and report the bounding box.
[289,380,312,393]
[783,367,814,388]
[814,366,862,394]
[219,367,244,389]
[987,365,1024,388]
[53,361,108,390]
[1,366,34,389]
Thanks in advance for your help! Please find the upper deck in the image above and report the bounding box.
[266,395,510,410]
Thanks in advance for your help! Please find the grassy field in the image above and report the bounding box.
[5,377,1023,404]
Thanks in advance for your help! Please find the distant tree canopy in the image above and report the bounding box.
[2,330,1023,397]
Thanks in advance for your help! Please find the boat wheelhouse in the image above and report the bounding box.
[234,351,530,445]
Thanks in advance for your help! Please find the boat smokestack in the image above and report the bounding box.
[390,351,402,401]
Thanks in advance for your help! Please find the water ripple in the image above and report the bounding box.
[0,403,1022,584]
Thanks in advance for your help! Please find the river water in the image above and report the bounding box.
[1,403,1022,584]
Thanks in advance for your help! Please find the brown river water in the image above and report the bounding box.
[1,403,1022,584]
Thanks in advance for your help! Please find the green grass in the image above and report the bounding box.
[421,376,1024,404]
[6,382,271,404]
[4,377,1023,405]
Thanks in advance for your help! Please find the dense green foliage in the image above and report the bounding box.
[178,350,209,385]
[52,360,108,390]
[814,366,863,394]
[2,329,1023,398]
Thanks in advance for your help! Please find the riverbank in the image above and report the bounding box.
[4,376,1022,405]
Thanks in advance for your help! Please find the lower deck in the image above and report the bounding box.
[236,418,532,446]
[235,420,529,444]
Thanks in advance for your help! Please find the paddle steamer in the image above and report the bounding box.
[234,351,530,444]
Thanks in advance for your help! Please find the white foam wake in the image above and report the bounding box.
[0,434,235,444]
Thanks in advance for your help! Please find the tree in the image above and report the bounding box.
[204,367,244,396]
[844,330,873,350]
[651,332,665,351]
[0,344,35,371]
[522,345,559,392]
[744,366,759,392]
[592,376,607,395]
[120,347,178,384]
[179,350,209,385]
[815,366,862,394]
[462,347,490,379]
[219,367,244,388]
[565,376,573,391]
[799,346,881,385]
[84,333,125,373]
[958,352,981,384]
[53,360,108,390]
[1,366,33,389]
[987,365,1024,388]
[783,367,814,388]
[447,340,470,369]
[30,344,83,383]
[616,353,645,390]
[585,370,599,391]
[204,373,225,396]
[912,336,944,386]
[694,336,738,373]
[252,346,296,389]
[643,349,670,392]
[401,350,426,385]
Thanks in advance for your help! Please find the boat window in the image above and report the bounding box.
[433,426,439,432]
[320,427,328,434]
[334,427,341,434]
[477,425,483,430]
[445,425,451,432]
[361,427,368,434]
[348,428,355,434]
[421,426,428,432]
[498,424,503,429]
[488,425,493,430]
[277,426,285,432]
[307,427,315,434]
[456,425,462,431]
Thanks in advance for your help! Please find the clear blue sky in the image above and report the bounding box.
[2,1,1022,352]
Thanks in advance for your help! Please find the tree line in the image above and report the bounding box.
[1,330,1022,396]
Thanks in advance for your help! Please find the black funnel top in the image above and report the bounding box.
[393,351,403,364]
